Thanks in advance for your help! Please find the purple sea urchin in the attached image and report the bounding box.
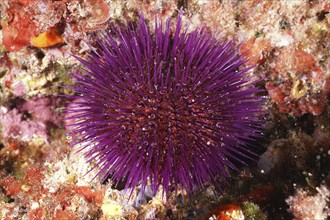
[66,11,266,196]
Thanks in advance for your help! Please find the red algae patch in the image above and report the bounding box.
[240,37,272,66]
[1,2,37,51]
[73,186,105,205]
[0,176,21,196]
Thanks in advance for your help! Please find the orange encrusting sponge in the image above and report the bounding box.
[31,28,64,48]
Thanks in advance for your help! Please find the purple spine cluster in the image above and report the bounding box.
[66,11,266,196]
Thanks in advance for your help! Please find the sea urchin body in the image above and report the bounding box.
[66,12,266,196]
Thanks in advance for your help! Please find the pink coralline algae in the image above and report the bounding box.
[0,93,63,143]
[11,79,29,97]
[0,108,48,141]
[16,96,64,125]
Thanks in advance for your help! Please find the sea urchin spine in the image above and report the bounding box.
[66,11,266,196]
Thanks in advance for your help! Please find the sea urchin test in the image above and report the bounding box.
[66,11,266,197]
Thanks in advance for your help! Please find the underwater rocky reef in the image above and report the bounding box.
[0,0,329,219]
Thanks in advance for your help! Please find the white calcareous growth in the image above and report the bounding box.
[286,185,330,220]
